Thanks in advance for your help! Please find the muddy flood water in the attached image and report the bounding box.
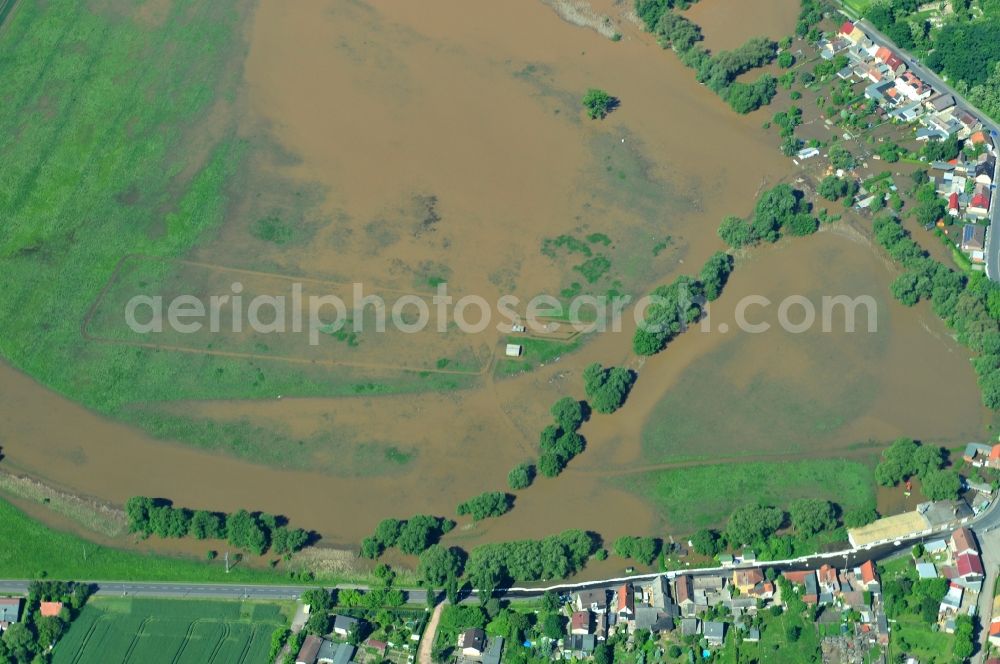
[0,0,991,574]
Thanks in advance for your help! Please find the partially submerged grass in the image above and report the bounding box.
[625,459,876,532]
[0,498,288,582]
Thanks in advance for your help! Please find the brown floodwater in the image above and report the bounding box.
[684,0,801,53]
[0,0,990,573]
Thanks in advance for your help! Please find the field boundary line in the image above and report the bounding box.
[79,254,493,377]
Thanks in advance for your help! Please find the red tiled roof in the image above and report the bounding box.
[952,528,977,554]
[875,46,891,62]
[571,611,590,631]
[971,131,988,145]
[990,622,1000,636]
[990,444,1000,461]
[39,602,62,618]
[957,552,984,577]
[886,55,904,71]
[783,570,812,584]
[973,193,991,209]
[840,21,855,34]
[950,193,960,210]
[618,584,634,613]
[860,561,877,585]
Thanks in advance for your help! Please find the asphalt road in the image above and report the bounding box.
[848,15,1000,281]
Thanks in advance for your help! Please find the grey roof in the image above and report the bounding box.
[0,599,21,624]
[318,642,355,664]
[317,640,338,663]
[704,621,726,641]
[916,563,938,579]
[746,628,760,641]
[564,634,596,654]
[482,637,504,664]
[680,618,700,636]
[333,615,359,633]
[634,606,674,632]
[928,94,956,111]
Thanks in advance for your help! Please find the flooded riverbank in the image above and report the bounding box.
[0,0,990,574]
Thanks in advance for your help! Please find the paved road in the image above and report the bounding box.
[846,12,1000,280]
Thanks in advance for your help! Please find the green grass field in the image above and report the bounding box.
[624,459,876,532]
[0,498,290,583]
[52,598,289,664]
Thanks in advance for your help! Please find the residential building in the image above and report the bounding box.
[318,642,354,664]
[859,561,879,591]
[571,610,591,635]
[970,185,992,217]
[616,584,634,619]
[563,634,596,656]
[990,622,1000,648]
[704,621,726,646]
[674,576,694,616]
[916,563,938,579]
[0,599,21,631]
[39,602,62,618]
[680,617,700,637]
[733,568,764,595]
[940,583,964,615]
[951,527,979,557]
[297,635,323,664]
[482,637,504,664]
[459,628,487,657]
[575,589,608,614]
[634,606,674,633]
[333,615,359,638]
[956,552,985,582]
[963,442,991,463]
[960,224,987,262]
[926,93,956,113]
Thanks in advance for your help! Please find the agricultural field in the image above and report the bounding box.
[52,598,290,664]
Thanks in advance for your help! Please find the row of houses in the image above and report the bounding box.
[918,527,986,635]
[827,21,987,145]
[296,615,395,664]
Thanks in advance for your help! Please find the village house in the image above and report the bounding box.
[317,641,354,664]
[674,576,695,617]
[482,636,504,664]
[963,443,993,465]
[858,561,880,593]
[563,635,596,658]
[0,598,21,632]
[894,71,933,102]
[951,527,980,557]
[960,224,987,262]
[939,583,964,616]
[297,635,324,664]
[574,588,608,614]
[733,568,764,595]
[571,610,591,635]
[616,584,634,620]
[459,628,487,657]
[679,617,700,638]
[956,552,985,584]
[783,570,819,604]
[704,621,726,647]
[969,185,992,218]
[926,93,956,113]
[39,602,62,618]
[332,615,359,638]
